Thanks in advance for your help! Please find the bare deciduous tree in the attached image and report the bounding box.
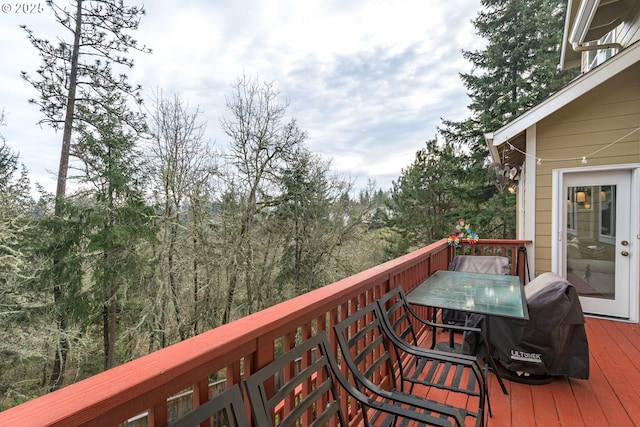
[219,74,306,323]
[146,90,216,347]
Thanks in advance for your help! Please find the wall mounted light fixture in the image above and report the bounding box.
[574,187,592,209]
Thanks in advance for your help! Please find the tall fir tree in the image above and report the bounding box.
[21,0,150,390]
[440,0,578,239]
[72,88,154,370]
[388,0,579,250]
[444,0,578,145]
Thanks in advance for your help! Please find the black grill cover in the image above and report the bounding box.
[485,272,589,379]
[465,273,589,382]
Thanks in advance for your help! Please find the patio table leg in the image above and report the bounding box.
[483,315,508,395]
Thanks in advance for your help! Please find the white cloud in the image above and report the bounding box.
[0,0,483,195]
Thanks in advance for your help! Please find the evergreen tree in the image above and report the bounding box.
[22,0,150,201]
[445,0,578,145]
[71,88,154,370]
[385,139,472,256]
[440,0,577,238]
[274,149,359,298]
[388,0,578,249]
[21,0,150,390]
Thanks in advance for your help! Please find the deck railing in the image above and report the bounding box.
[0,238,531,427]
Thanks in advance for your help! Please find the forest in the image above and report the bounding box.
[0,0,578,409]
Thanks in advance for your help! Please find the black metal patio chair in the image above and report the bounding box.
[167,383,249,427]
[376,287,492,416]
[333,302,487,427]
[243,331,466,427]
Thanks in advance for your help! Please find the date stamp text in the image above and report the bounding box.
[1,3,45,14]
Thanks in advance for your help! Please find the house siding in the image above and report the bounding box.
[531,61,640,274]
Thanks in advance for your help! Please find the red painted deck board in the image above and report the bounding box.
[418,318,640,427]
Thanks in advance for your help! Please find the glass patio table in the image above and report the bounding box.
[406,269,528,394]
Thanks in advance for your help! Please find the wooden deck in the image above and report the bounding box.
[420,317,640,427]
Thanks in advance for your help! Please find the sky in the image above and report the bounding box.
[0,0,484,196]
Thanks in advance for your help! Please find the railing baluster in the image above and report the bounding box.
[148,401,167,427]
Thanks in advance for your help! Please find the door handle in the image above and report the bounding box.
[621,251,629,256]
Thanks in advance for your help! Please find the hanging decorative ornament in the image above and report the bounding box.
[447,219,479,246]
[448,234,460,246]
[488,162,520,193]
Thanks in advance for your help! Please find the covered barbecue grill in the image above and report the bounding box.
[483,272,590,382]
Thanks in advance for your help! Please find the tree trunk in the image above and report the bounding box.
[49,0,83,392]
[108,291,117,368]
[102,286,118,371]
[48,286,69,391]
[168,219,186,341]
[222,211,251,324]
[104,178,117,370]
[102,303,109,369]
[192,234,199,336]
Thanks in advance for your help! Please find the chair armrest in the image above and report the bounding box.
[385,325,480,365]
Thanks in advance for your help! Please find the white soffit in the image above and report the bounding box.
[490,40,640,148]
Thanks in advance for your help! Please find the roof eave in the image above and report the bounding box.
[484,133,500,163]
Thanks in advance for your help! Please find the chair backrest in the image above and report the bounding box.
[448,255,510,275]
[167,383,249,427]
[243,333,346,427]
[377,286,432,349]
[333,302,400,394]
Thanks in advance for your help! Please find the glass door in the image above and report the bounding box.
[563,170,631,318]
